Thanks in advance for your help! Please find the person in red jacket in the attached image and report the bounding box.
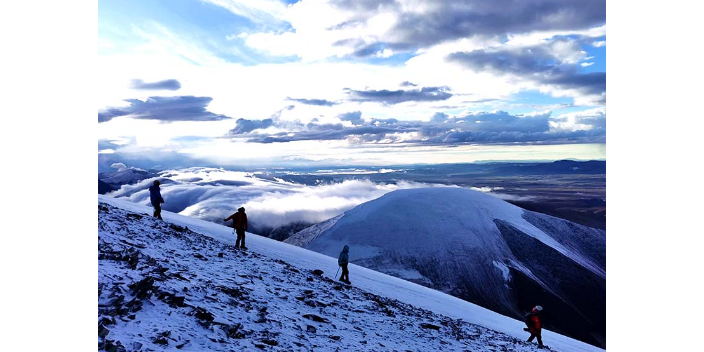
[524,305,545,348]
[224,207,248,250]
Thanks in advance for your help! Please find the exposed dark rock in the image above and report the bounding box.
[151,331,172,345]
[169,223,187,232]
[329,335,341,341]
[194,307,214,322]
[261,339,278,346]
[158,291,188,308]
[302,314,330,323]
[104,339,126,352]
[420,323,441,330]
[128,277,155,299]
[226,323,246,339]
[175,341,189,349]
[306,325,317,333]
[193,253,208,261]
[312,269,324,276]
[154,337,168,345]
[98,323,110,338]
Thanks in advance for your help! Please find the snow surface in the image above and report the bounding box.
[99,195,603,352]
[493,261,511,282]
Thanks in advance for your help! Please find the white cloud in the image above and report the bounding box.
[550,107,606,132]
[108,168,442,231]
[376,49,394,58]
[111,162,127,171]
[487,193,537,202]
[226,32,249,40]
[244,0,362,61]
[469,186,536,201]
[469,186,495,193]
[199,0,288,27]
[549,40,587,64]
[236,179,435,228]
[541,86,605,107]
[502,25,606,48]
[98,38,115,49]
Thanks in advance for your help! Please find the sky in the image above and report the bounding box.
[98,0,606,169]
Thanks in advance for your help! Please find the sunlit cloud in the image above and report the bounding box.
[106,167,443,232]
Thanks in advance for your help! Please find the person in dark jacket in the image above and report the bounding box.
[224,207,248,250]
[148,180,165,220]
[338,245,350,284]
[524,305,545,348]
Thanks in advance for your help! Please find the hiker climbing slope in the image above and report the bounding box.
[224,207,248,250]
[148,180,165,220]
[524,305,545,349]
[338,245,351,284]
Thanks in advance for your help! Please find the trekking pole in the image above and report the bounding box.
[335,266,340,279]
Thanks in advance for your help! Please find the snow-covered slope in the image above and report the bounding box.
[285,187,606,347]
[99,195,603,352]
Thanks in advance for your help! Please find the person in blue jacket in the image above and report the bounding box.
[338,245,350,284]
[148,180,165,220]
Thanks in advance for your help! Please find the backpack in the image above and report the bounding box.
[524,312,534,327]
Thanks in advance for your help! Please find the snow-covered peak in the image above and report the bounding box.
[99,167,153,186]
[291,187,603,277]
[285,187,606,347]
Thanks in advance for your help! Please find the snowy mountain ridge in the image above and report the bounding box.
[290,188,603,278]
[99,167,153,186]
[98,195,603,352]
[285,187,606,347]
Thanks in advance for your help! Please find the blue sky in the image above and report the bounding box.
[98,0,606,169]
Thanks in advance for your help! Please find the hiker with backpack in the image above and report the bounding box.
[338,245,351,284]
[524,305,545,349]
[148,180,165,220]
[224,207,248,250]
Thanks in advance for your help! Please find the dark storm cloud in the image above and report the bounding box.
[229,118,274,134]
[545,72,606,98]
[98,96,232,123]
[331,0,605,49]
[232,109,604,145]
[286,97,337,106]
[130,79,182,91]
[339,111,363,125]
[449,47,557,76]
[247,125,410,143]
[345,86,452,105]
[449,43,605,99]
